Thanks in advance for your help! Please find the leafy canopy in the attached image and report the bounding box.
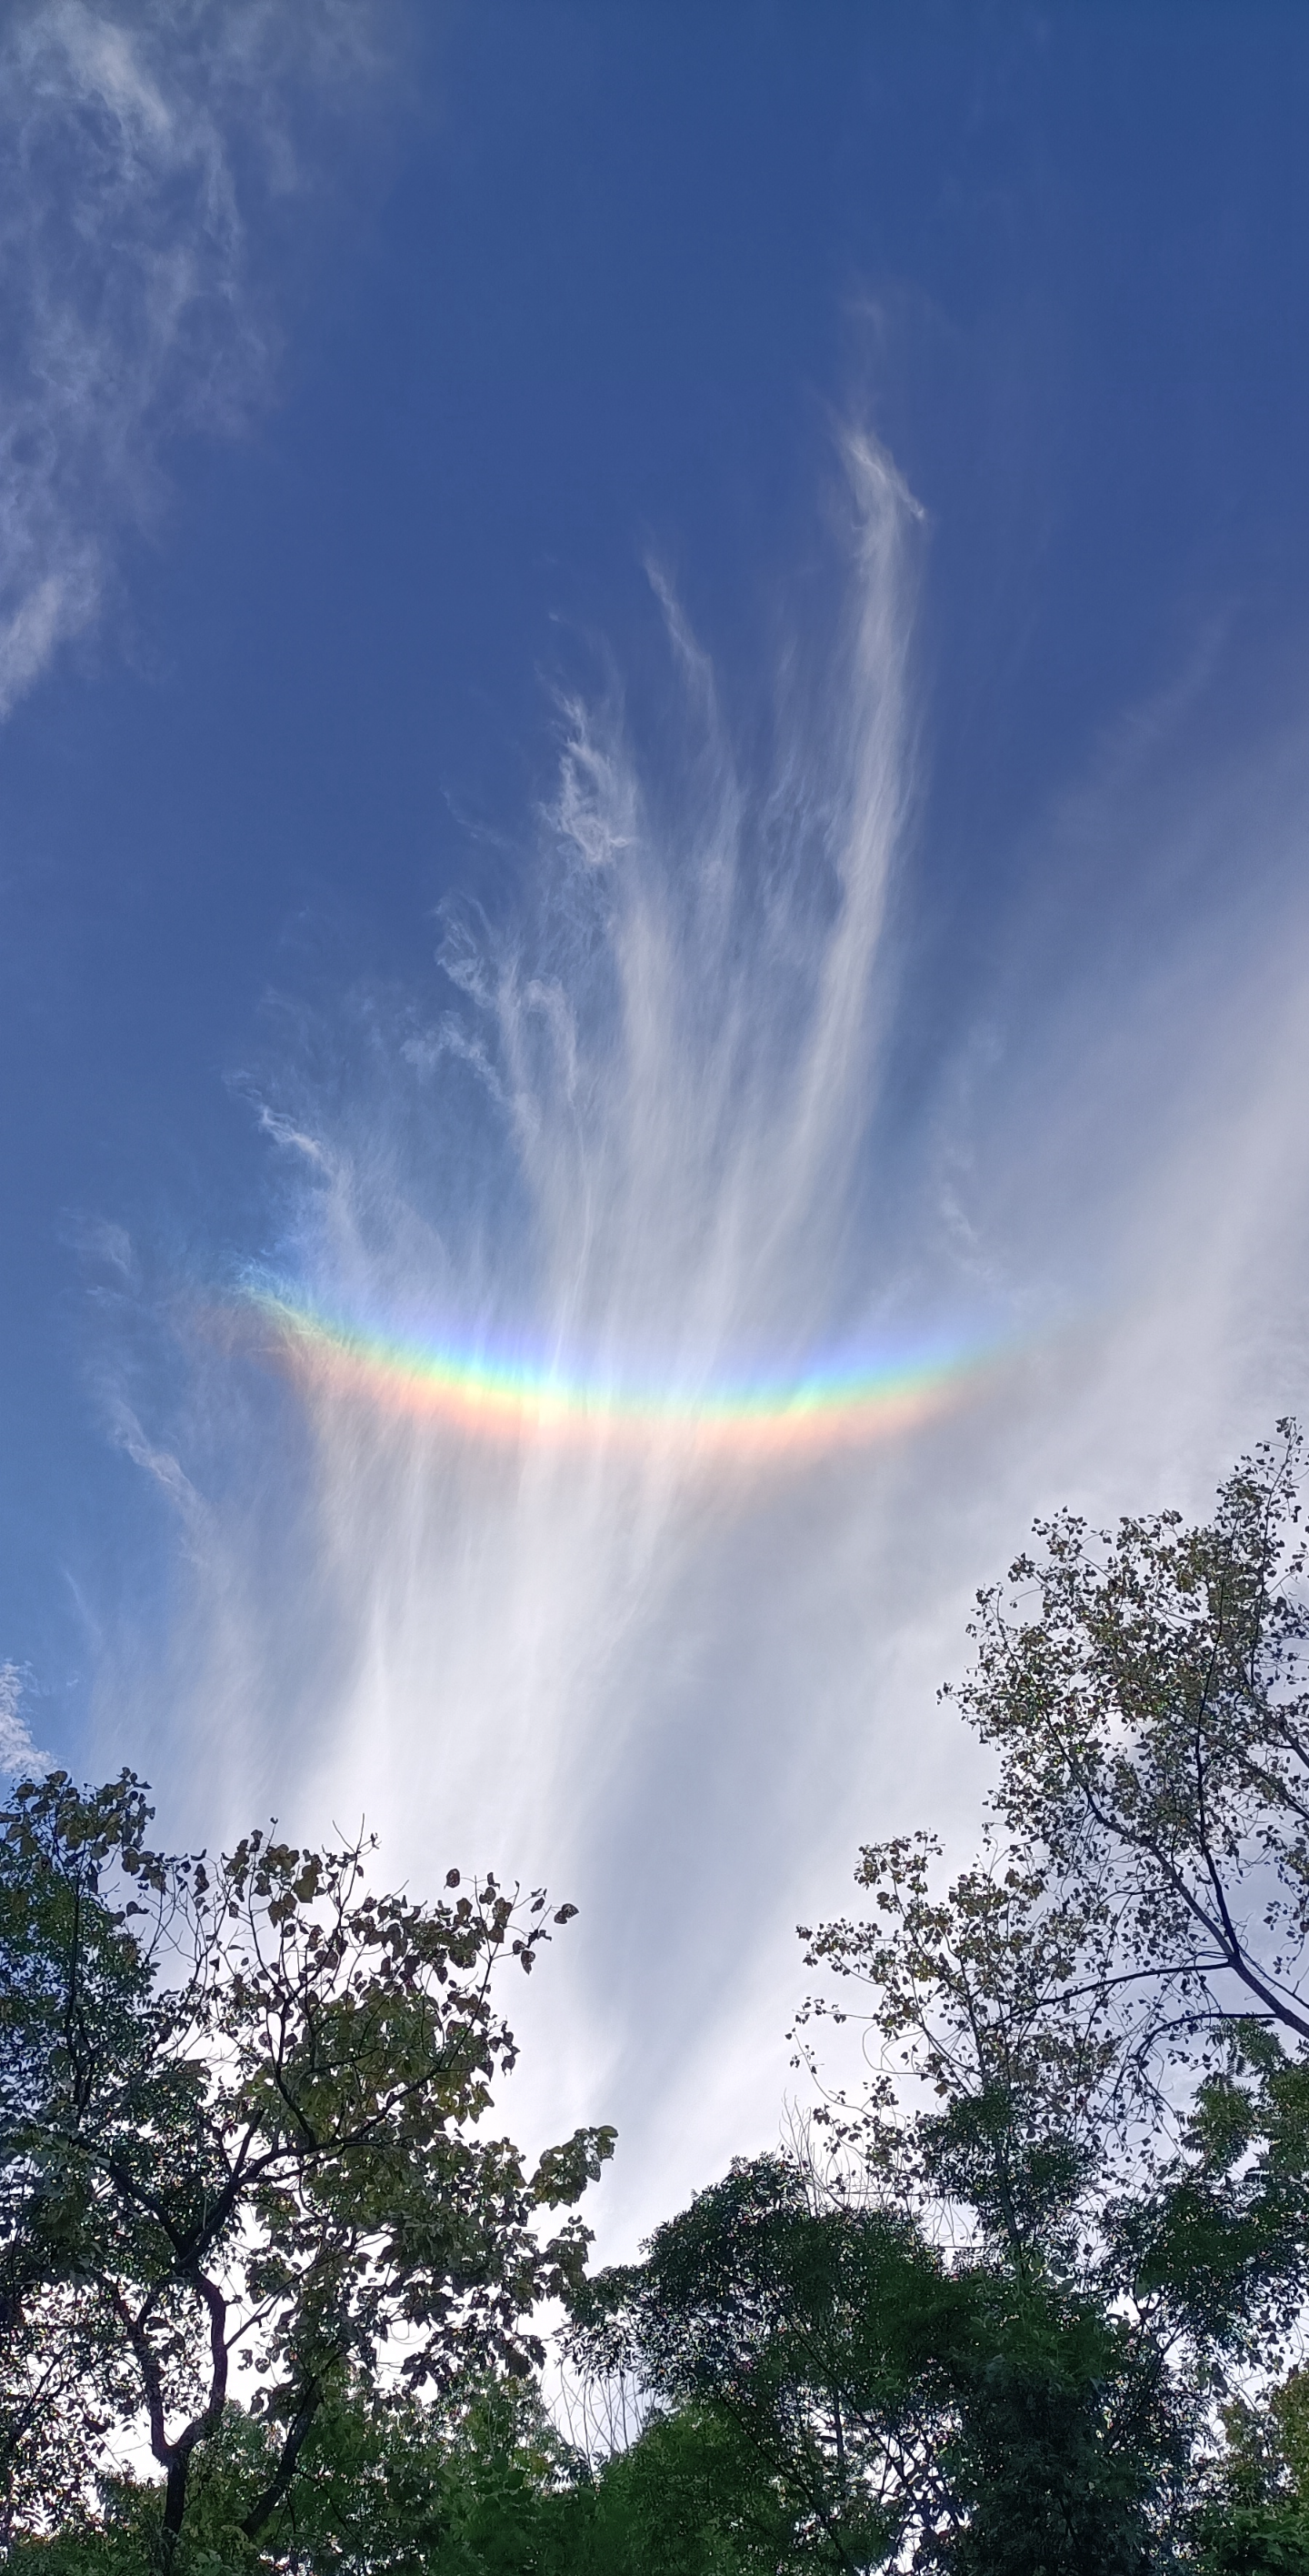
[0,1769,613,2564]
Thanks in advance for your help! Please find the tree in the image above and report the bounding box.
[5,2371,592,2575]
[574,2401,788,2576]
[0,1769,614,2567]
[570,2152,960,2572]
[778,1428,1309,2569]
[569,2142,1194,2576]
[794,1825,1125,2270]
[959,1420,1309,2072]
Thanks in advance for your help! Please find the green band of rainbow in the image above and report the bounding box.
[250,1289,989,1463]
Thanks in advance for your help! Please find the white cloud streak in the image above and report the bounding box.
[0,1665,51,1779]
[0,0,393,715]
[95,436,1309,2253]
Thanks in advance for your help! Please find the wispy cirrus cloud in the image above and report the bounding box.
[0,1664,51,1779]
[0,0,396,716]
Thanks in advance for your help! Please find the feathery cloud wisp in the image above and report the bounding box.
[0,0,393,716]
[0,1665,51,1779]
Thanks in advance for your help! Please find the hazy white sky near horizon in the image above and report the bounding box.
[3,1,1309,2256]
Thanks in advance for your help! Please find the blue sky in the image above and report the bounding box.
[4,0,1309,2244]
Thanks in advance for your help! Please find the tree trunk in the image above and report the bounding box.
[159,2446,189,2574]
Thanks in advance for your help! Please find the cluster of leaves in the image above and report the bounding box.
[0,1771,613,2564]
[959,1422,1309,2077]
[568,2150,1190,2574]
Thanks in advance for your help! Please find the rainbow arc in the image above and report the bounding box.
[250,1290,986,1463]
